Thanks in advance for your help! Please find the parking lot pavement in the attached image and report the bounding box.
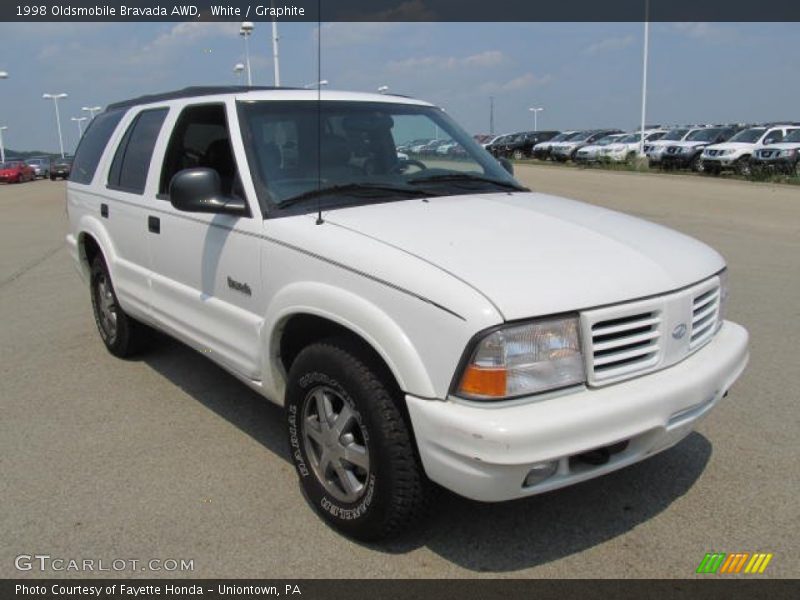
[1,173,797,578]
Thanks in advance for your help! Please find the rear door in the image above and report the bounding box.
[147,100,265,380]
[99,106,169,319]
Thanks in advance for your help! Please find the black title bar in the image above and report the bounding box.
[3,579,800,600]
[2,0,800,22]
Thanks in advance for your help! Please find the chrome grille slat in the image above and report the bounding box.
[593,344,661,367]
[690,283,720,350]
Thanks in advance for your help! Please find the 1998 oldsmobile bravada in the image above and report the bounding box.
[66,87,749,540]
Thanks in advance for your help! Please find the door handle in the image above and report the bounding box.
[148,215,160,234]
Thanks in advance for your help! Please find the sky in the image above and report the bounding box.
[0,21,798,153]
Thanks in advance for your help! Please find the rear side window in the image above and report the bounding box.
[108,108,169,194]
[69,109,125,184]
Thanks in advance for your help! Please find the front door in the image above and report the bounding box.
[147,101,264,380]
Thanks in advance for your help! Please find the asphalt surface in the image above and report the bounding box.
[1,169,798,578]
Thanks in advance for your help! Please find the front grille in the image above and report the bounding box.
[690,285,720,350]
[588,312,662,383]
[707,149,719,157]
[581,275,723,387]
[759,150,774,158]
[667,146,678,154]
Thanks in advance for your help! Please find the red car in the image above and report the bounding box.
[0,160,36,184]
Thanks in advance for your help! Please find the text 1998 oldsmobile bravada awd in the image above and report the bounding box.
[66,87,749,540]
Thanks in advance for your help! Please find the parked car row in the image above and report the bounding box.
[476,121,799,178]
[0,155,73,184]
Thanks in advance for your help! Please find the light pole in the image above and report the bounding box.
[240,21,254,86]
[528,107,544,131]
[303,80,328,89]
[377,85,389,94]
[270,2,281,86]
[71,116,88,138]
[489,96,495,135]
[234,62,245,84]
[82,106,102,119]
[0,126,7,163]
[639,0,650,157]
[43,93,68,159]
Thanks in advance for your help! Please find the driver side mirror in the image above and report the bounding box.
[498,157,514,175]
[169,168,248,216]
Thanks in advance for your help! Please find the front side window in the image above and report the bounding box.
[159,103,240,198]
[238,100,524,216]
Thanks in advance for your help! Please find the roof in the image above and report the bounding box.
[105,86,427,112]
[106,86,299,111]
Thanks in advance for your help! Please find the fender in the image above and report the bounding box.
[261,281,437,404]
[75,215,119,281]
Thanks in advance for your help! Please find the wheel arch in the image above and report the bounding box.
[262,282,438,404]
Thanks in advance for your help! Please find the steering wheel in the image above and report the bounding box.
[391,159,427,174]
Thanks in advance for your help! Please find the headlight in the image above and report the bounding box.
[779,149,797,157]
[455,316,585,400]
[680,147,693,154]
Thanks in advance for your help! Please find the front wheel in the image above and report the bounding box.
[734,156,752,177]
[285,339,432,541]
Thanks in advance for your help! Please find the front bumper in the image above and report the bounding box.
[751,157,796,173]
[661,153,695,168]
[701,155,741,169]
[407,321,748,502]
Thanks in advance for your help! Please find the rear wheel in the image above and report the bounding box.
[90,256,149,358]
[286,339,432,541]
[512,149,524,160]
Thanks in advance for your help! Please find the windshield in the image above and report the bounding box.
[618,134,641,144]
[238,100,523,215]
[595,135,621,146]
[0,161,22,168]
[660,129,689,141]
[548,132,571,143]
[686,128,727,142]
[728,128,766,144]
[783,130,800,143]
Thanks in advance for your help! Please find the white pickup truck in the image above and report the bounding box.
[66,87,749,541]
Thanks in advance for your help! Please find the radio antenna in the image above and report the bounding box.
[315,0,324,225]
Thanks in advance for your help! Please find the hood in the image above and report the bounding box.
[667,140,709,149]
[759,142,800,151]
[324,193,724,321]
[0,167,20,174]
[706,142,755,151]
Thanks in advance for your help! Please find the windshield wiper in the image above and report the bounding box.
[277,182,433,209]
[408,172,529,192]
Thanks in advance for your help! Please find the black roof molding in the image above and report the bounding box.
[106,86,300,111]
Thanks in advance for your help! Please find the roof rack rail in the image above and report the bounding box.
[106,85,301,111]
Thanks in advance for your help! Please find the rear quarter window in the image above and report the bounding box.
[69,110,126,185]
[108,108,169,194]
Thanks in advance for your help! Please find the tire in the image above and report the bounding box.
[90,256,149,358]
[512,149,524,160]
[285,338,432,541]
[691,155,704,172]
[734,156,752,177]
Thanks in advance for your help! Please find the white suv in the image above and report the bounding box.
[66,87,749,541]
[701,125,799,175]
